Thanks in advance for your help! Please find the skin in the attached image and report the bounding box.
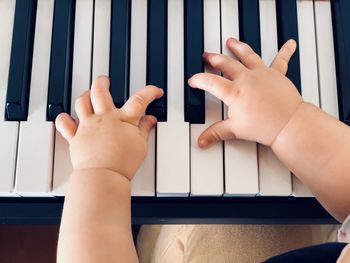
[56,78,163,262]
[56,38,350,262]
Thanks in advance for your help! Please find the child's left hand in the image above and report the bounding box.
[55,76,163,180]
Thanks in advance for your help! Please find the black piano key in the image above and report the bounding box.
[184,0,205,124]
[146,0,167,122]
[5,0,37,121]
[331,0,350,125]
[47,0,76,121]
[109,0,131,108]
[238,0,261,56]
[276,0,302,94]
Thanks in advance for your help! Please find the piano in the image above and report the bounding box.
[0,0,348,224]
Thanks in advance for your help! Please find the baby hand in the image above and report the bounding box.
[55,76,163,180]
[189,38,303,148]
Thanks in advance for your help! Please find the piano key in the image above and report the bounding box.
[0,0,19,196]
[292,176,312,197]
[331,0,350,125]
[314,0,339,118]
[6,0,37,121]
[190,0,223,196]
[275,0,302,94]
[15,0,55,196]
[296,0,319,107]
[258,0,292,196]
[92,0,111,79]
[258,145,292,196]
[259,0,277,65]
[292,0,319,197]
[47,0,76,121]
[109,0,131,108]
[157,0,190,197]
[52,0,93,196]
[129,0,155,196]
[238,0,261,55]
[184,0,205,124]
[221,0,258,196]
[146,0,167,121]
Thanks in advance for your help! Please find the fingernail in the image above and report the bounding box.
[199,139,208,148]
[228,38,239,46]
[288,39,297,50]
[97,75,109,80]
[95,75,110,87]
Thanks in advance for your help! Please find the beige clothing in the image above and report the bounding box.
[137,224,339,263]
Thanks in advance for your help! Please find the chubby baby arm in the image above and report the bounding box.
[56,76,163,263]
[190,38,350,223]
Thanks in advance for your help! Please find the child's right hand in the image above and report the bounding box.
[189,38,303,148]
[55,77,163,180]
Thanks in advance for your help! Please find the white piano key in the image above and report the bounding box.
[0,0,18,196]
[297,0,320,106]
[292,175,312,197]
[314,0,339,119]
[52,0,93,196]
[156,0,190,197]
[258,144,292,196]
[259,0,277,66]
[92,0,111,79]
[259,0,292,196]
[191,0,223,196]
[221,0,259,196]
[129,0,155,196]
[15,0,55,196]
[291,0,319,197]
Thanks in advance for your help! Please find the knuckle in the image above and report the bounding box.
[75,96,84,107]
[94,115,103,123]
[210,128,221,141]
[284,43,295,54]
[92,84,105,94]
[237,73,255,88]
[278,54,289,64]
[204,75,217,89]
[240,42,252,52]
[133,93,147,108]
[245,53,258,63]
[230,87,240,98]
[274,60,287,72]
[208,54,226,67]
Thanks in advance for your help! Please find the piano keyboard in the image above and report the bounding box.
[0,0,347,198]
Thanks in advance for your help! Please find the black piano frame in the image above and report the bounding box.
[0,197,337,225]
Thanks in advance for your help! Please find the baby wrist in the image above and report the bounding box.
[270,102,318,149]
[72,168,132,183]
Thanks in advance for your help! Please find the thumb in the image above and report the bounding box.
[139,115,157,140]
[198,119,236,149]
[55,113,78,143]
